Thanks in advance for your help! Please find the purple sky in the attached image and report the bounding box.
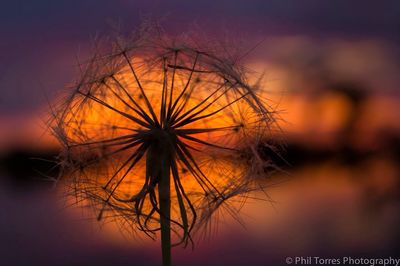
[1,3,400,265]
[1,0,399,114]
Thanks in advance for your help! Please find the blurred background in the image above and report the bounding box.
[0,1,399,265]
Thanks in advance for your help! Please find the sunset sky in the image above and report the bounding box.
[1,0,399,150]
[1,2,399,266]
[1,0,399,113]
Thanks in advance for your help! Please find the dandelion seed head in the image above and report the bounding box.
[52,27,277,246]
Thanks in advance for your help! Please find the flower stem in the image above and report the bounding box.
[147,134,172,266]
[159,151,171,266]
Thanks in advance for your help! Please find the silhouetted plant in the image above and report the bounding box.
[51,24,277,266]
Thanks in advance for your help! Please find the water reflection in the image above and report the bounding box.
[1,151,399,265]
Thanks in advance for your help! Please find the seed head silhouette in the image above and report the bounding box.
[52,26,277,266]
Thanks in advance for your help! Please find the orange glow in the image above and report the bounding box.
[54,44,273,244]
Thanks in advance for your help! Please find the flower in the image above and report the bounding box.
[51,25,276,265]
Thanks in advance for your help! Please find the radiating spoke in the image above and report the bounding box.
[121,51,160,126]
[168,53,199,121]
[98,142,150,220]
[175,92,250,128]
[177,133,237,151]
[77,90,151,128]
[171,82,228,126]
[175,125,242,135]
